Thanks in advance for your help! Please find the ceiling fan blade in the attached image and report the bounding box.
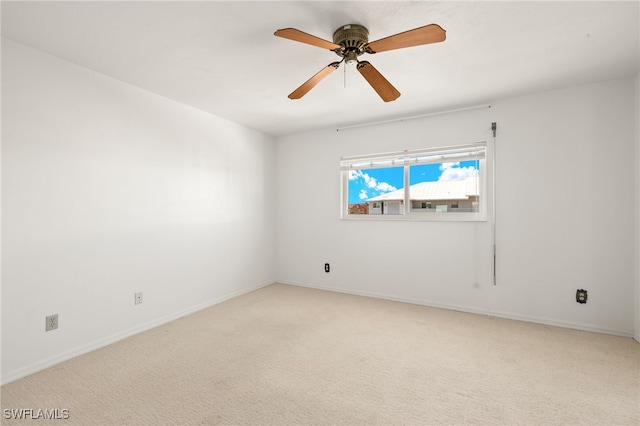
[275,28,342,51]
[365,24,446,54]
[288,62,341,99]
[356,61,400,102]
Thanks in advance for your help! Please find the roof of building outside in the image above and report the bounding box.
[367,177,479,202]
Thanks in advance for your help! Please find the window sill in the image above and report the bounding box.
[340,213,487,222]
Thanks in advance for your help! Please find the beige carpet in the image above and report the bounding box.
[1,283,639,425]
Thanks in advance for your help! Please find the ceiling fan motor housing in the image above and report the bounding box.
[333,24,369,61]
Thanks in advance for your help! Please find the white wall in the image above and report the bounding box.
[1,39,276,384]
[276,76,637,337]
[491,78,635,335]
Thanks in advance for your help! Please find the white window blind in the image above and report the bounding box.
[340,143,486,171]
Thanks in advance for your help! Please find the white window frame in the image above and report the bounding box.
[340,142,488,222]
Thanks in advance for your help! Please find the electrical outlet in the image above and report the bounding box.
[325,263,330,273]
[45,314,58,332]
[576,289,587,304]
[134,292,143,305]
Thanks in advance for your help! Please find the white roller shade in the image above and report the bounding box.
[341,143,486,171]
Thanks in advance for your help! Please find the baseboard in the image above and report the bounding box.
[280,281,635,339]
[1,280,275,386]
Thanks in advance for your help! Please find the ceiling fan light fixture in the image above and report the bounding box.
[344,50,359,64]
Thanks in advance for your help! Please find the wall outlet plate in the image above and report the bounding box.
[576,289,587,304]
[134,292,143,305]
[45,314,58,332]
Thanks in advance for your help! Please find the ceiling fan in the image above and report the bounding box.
[274,23,446,102]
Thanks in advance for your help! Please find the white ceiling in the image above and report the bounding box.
[2,1,639,136]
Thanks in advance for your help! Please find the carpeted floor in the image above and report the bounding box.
[1,283,639,425]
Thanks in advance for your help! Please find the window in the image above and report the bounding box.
[341,142,487,221]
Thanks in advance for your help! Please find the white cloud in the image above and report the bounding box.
[350,170,397,195]
[358,189,368,200]
[349,170,364,180]
[439,162,460,171]
[439,165,478,181]
[376,182,396,192]
[365,175,378,188]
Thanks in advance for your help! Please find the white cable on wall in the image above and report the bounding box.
[492,122,497,285]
